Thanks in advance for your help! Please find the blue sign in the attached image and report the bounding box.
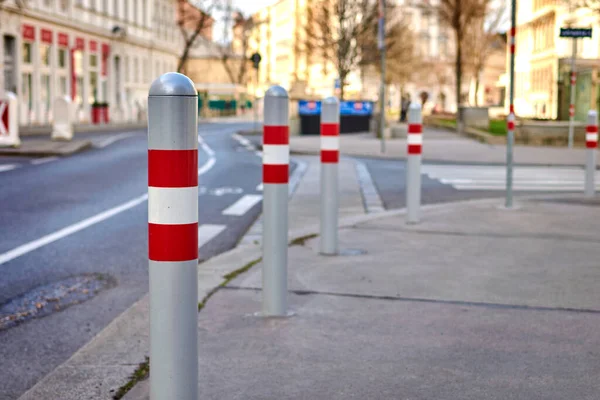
[298,100,373,116]
[340,101,373,116]
[298,100,321,115]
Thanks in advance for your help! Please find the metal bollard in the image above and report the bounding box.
[148,73,198,400]
[320,96,340,255]
[406,103,422,224]
[262,85,289,316]
[585,110,598,198]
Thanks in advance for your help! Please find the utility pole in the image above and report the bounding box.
[568,1,577,148]
[378,0,386,153]
[506,0,516,208]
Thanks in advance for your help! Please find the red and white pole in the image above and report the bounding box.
[148,73,198,400]
[0,92,20,148]
[406,103,422,224]
[585,110,598,197]
[262,85,289,316]
[320,96,340,255]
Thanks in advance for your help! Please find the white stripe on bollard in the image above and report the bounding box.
[147,73,199,400]
[262,144,290,164]
[262,85,290,316]
[585,110,598,198]
[320,96,340,255]
[406,103,422,224]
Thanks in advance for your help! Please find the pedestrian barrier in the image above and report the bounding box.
[262,85,290,316]
[406,103,422,224]
[147,73,198,400]
[320,96,340,255]
[0,92,19,147]
[585,110,598,198]
[51,96,74,141]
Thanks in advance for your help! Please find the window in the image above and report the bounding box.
[40,44,51,66]
[60,0,69,12]
[22,42,32,64]
[58,48,67,68]
[133,0,138,24]
[59,76,67,96]
[90,53,98,67]
[114,0,119,18]
[124,0,129,21]
[133,57,139,82]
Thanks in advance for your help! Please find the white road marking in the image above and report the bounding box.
[94,132,140,149]
[0,137,219,266]
[222,194,262,216]
[354,161,385,213]
[288,159,308,197]
[198,224,227,248]
[0,194,148,266]
[31,157,59,165]
[198,136,216,175]
[423,164,598,191]
[232,132,260,153]
[0,164,17,172]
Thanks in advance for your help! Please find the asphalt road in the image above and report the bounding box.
[0,122,271,399]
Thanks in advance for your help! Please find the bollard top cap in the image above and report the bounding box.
[408,102,421,110]
[323,96,339,105]
[265,85,288,98]
[149,72,197,97]
[588,110,598,117]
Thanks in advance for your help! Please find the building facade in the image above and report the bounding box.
[0,0,181,126]
[511,0,600,120]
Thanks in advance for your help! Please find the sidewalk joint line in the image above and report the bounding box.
[222,286,600,315]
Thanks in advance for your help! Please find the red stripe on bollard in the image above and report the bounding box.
[148,150,198,187]
[507,121,515,130]
[148,223,198,261]
[263,164,289,183]
[321,123,339,136]
[408,124,422,134]
[263,126,289,144]
[407,144,422,155]
[321,150,339,163]
[587,126,598,133]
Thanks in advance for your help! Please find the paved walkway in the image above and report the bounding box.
[125,192,600,397]
[288,128,600,166]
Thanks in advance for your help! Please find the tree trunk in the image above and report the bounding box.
[339,76,346,101]
[474,73,480,107]
[455,34,463,132]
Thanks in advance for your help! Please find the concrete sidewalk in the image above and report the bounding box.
[125,194,600,399]
[287,128,600,166]
[0,139,92,156]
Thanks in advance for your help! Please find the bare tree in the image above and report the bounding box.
[434,0,489,119]
[218,11,256,86]
[464,2,506,106]
[305,0,381,100]
[361,8,417,88]
[176,0,218,73]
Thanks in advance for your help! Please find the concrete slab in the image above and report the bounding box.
[0,139,92,156]
[131,289,600,400]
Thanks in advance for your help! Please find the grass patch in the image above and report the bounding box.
[289,233,318,247]
[198,257,263,311]
[112,357,150,400]
[488,119,508,136]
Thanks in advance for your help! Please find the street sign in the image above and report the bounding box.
[560,28,592,38]
[250,52,262,69]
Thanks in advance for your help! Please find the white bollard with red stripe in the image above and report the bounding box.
[0,92,20,148]
[262,85,289,316]
[320,96,340,255]
[148,73,198,400]
[585,110,598,198]
[406,103,422,224]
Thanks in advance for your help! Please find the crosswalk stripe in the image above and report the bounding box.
[423,164,597,192]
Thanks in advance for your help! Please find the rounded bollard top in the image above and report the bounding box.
[265,85,288,98]
[408,102,421,111]
[588,110,598,117]
[323,96,339,105]
[149,72,197,97]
